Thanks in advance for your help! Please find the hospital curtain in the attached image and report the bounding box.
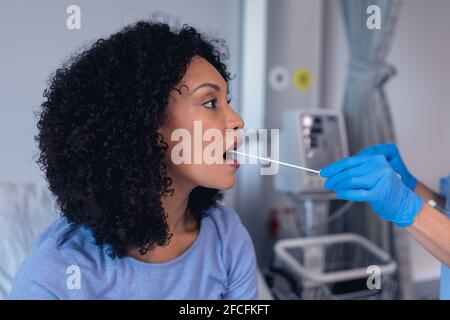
[339,0,413,298]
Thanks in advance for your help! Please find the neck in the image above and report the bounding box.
[161,174,196,233]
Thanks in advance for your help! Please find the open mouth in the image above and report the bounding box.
[223,139,239,162]
[223,147,237,162]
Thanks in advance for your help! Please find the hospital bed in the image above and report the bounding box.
[0,182,58,299]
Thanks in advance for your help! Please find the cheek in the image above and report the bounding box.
[161,118,236,189]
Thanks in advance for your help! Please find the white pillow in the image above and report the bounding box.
[0,182,58,299]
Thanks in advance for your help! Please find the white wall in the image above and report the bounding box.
[387,0,450,192]
[386,0,450,286]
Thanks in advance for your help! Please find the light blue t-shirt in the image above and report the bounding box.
[440,174,450,300]
[8,204,258,300]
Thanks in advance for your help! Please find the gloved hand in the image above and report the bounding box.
[320,155,423,228]
[356,144,417,190]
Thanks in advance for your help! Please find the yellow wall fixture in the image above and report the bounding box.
[293,67,313,91]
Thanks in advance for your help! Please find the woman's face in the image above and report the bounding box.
[159,56,244,191]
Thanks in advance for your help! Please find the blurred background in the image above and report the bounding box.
[1,0,450,299]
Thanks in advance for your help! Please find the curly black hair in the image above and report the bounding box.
[35,21,230,258]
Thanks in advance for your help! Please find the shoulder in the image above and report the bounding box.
[204,204,258,299]
[204,203,250,244]
[203,203,256,265]
[8,217,101,299]
[205,203,242,230]
[24,216,100,262]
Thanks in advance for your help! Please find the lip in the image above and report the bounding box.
[234,135,243,150]
[225,135,243,153]
[227,159,240,169]
[224,150,240,168]
[223,134,242,168]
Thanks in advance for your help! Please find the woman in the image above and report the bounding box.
[320,144,450,299]
[8,21,257,299]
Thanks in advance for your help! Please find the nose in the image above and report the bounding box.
[224,107,244,151]
[226,106,244,131]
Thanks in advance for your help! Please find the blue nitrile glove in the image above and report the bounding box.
[320,155,424,228]
[356,144,417,190]
[440,174,450,198]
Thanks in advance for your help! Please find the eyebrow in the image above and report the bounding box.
[190,83,221,95]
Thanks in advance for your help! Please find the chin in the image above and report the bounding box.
[200,172,237,190]
[218,178,236,190]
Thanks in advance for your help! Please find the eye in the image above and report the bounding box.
[203,99,218,109]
